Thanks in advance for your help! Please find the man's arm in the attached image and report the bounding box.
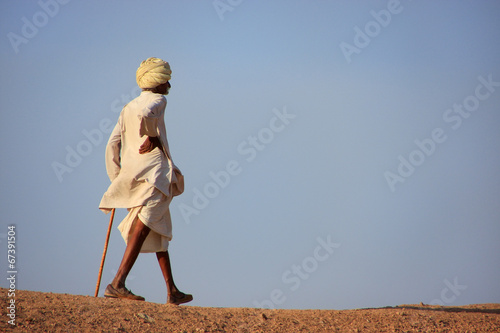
[105,123,122,181]
[138,98,165,155]
[139,136,163,154]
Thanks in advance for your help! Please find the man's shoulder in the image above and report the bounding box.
[125,93,165,111]
[139,91,166,104]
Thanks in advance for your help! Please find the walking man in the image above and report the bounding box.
[99,57,192,305]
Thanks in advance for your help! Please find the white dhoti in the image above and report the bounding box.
[117,189,173,253]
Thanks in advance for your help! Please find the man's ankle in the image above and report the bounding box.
[112,279,125,289]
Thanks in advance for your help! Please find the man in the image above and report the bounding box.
[99,57,192,305]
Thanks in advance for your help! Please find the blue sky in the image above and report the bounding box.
[1,0,499,310]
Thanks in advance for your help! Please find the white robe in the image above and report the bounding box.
[99,91,183,252]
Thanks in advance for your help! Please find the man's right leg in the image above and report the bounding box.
[156,251,192,305]
[105,218,150,300]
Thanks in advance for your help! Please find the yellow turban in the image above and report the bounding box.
[136,57,172,89]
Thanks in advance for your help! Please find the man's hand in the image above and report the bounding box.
[139,136,162,154]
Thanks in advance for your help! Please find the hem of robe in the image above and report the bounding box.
[99,180,171,213]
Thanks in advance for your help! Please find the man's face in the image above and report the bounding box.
[157,81,171,95]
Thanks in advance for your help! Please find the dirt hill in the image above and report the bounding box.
[1,288,499,332]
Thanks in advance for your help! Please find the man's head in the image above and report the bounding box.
[136,57,172,95]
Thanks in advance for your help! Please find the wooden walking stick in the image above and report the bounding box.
[94,208,116,297]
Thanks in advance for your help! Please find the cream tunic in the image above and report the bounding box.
[99,91,182,252]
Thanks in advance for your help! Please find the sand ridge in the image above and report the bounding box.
[1,288,499,332]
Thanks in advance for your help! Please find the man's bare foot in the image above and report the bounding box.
[167,292,193,305]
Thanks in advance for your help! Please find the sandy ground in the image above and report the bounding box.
[1,288,499,332]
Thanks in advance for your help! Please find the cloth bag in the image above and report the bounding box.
[171,168,184,197]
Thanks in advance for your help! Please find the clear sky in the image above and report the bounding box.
[1,0,499,310]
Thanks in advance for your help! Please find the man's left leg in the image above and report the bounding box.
[105,219,150,300]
